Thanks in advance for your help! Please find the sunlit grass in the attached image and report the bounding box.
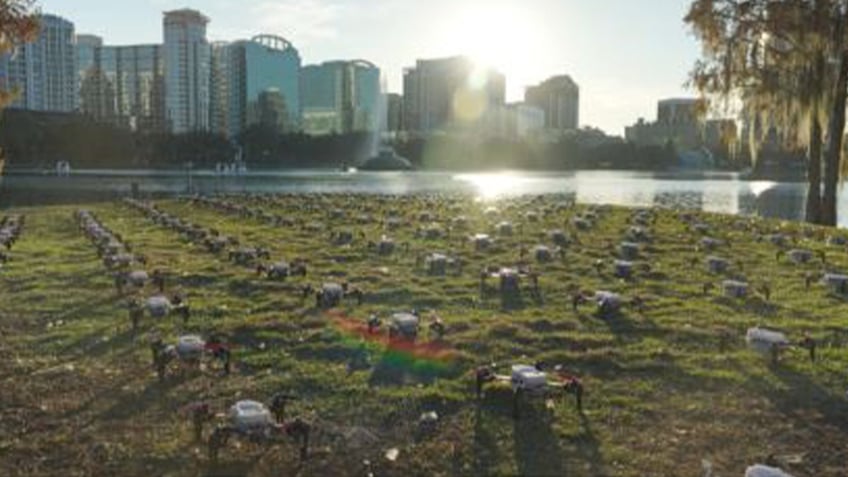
[0,196,847,476]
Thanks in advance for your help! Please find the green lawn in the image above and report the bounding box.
[0,194,846,476]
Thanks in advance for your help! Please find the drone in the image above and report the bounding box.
[140,294,191,323]
[480,266,541,301]
[256,259,308,280]
[475,362,584,418]
[573,289,647,317]
[310,282,365,308]
[202,398,311,462]
[149,334,231,381]
[746,327,816,364]
[127,294,190,330]
[228,247,271,267]
[114,270,149,294]
[366,310,446,341]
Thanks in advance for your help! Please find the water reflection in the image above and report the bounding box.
[453,172,553,200]
[447,171,811,226]
[0,169,837,227]
[754,184,806,221]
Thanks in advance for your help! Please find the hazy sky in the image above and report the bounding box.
[40,0,700,135]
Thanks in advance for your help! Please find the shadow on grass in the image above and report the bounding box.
[471,387,606,476]
[763,368,848,433]
[364,288,414,307]
[100,373,188,421]
[59,327,138,359]
[180,273,220,287]
[53,371,144,424]
[593,310,660,344]
[471,404,502,476]
[203,464,250,477]
[569,354,740,395]
[51,295,120,323]
[367,351,460,387]
[513,405,567,477]
[571,413,606,476]
[738,367,848,471]
[712,296,781,317]
[113,455,197,477]
[227,279,264,298]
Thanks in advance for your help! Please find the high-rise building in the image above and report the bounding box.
[386,93,403,132]
[657,98,699,126]
[75,34,102,90]
[402,71,418,132]
[402,56,505,132]
[163,9,210,133]
[299,63,335,134]
[625,98,703,151]
[300,60,381,136]
[76,35,166,132]
[75,34,103,114]
[351,61,381,133]
[489,103,545,138]
[0,13,77,112]
[210,35,301,138]
[524,75,579,131]
[256,89,287,131]
[209,41,237,138]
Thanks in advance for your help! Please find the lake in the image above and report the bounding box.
[2,168,846,227]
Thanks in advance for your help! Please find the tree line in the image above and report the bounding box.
[0,111,737,172]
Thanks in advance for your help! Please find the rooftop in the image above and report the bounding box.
[163,8,210,25]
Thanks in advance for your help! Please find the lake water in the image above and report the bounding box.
[2,169,846,227]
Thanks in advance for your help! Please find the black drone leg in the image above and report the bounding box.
[512,388,522,419]
[300,428,310,461]
[574,387,583,413]
[156,360,167,382]
[208,427,231,462]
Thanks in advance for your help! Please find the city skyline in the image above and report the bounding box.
[38,0,699,135]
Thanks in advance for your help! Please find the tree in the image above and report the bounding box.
[0,0,40,108]
[686,0,848,225]
[822,4,848,224]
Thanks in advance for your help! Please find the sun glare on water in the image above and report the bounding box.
[748,181,777,198]
[455,172,533,201]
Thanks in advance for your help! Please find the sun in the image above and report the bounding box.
[439,2,547,87]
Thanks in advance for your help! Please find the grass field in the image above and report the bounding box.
[1,194,847,477]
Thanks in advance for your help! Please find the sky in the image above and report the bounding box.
[39,0,701,135]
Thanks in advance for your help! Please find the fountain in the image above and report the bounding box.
[358,79,413,171]
[358,146,413,172]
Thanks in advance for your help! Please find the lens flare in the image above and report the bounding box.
[437,1,550,94]
[452,84,488,122]
[328,312,458,375]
